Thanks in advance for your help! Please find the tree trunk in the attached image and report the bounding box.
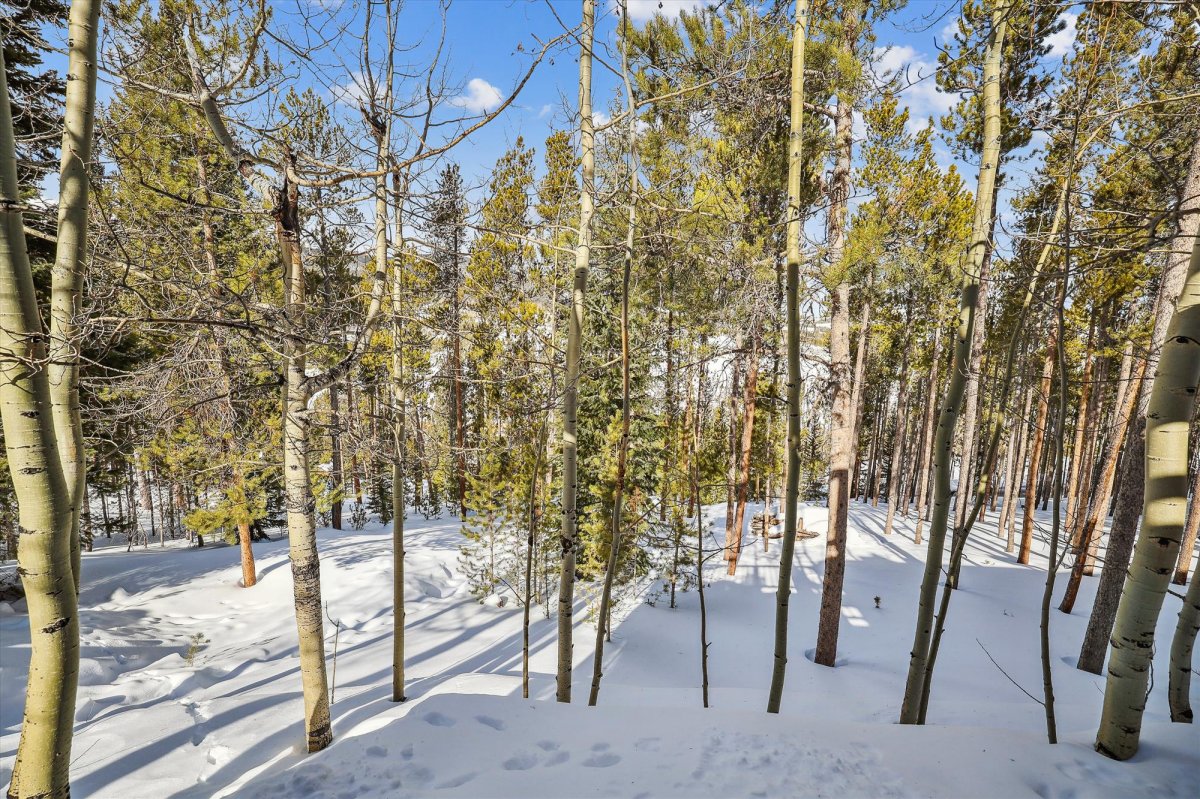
[1096,232,1200,760]
[724,334,743,563]
[913,327,943,544]
[730,328,760,574]
[46,0,100,597]
[277,170,332,753]
[899,1,1007,724]
[1005,385,1035,552]
[848,297,871,501]
[1019,334,1057,565]
[1174,466,1200,585]
[1064,335,1096,544]
[1169,549,1200,721]
[389,167,407,705]
[1059,358,1145,614]
[951,247,992,544]
[814,2,861,667]
[1079,137,1200,676]
[0,37,84,798]
[767,0,809,713]
[329,385,343,530]
[589,29,637,705]
[557,0,595,704]
[238,521,257,588]
[884,346,912,535]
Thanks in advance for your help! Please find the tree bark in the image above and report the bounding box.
[1096,232,1200,760]
[724,333,743,563]
[884,346,912,536]
[1169,547,1200,721]
[899,0,1007,724]
[913,327,942,544]
[557,0,595,704]
[1174,466,1200,585]
[814,0,862,667]
[1019,334,1057,565]
[277,169,332,753]
[766,0,809,713]
[1078,135,1200,676]
[46,0,100,597]
[848,298,871,501]
[589,22,637,705]
[730,328,760,574]
[1059,358,1145,613]
[0,39,83,799]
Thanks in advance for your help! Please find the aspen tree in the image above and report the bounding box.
[47,0,100,594]
[588,0,637,706]
[1169,541,1200,721]
[0,36,83,799]
[900,0,1008,724]
[558,0,595,704]
[767,0,809,714]
[1096,232,1200,759]
[1079,133,1200,675]
[1173,470,1199,585]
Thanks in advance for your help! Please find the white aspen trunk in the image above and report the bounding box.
[1169,544,1200,721]
[766,0,809,713]
[1096,232,1200,759]
[47,0,100,595]
[0,42,81,799]
[557,0,595,704]
[899,1,1008,724]
[588,3,637,706]
[1174,451,1200,586]
[277,171,332,753]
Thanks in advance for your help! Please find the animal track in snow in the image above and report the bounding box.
[583,752,621,768]
[502,752,539,771]
[475,715,505,730]
[423,711,456,727]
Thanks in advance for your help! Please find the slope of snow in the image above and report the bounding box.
[1,503,1196,798]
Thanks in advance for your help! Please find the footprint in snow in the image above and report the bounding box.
[503,752,539,771]
[583,752,621,768]
[423,711,456,727]
[545,750,570,766]
[475,715,505,730]
[536,740,559,752]
[365,745,388,758]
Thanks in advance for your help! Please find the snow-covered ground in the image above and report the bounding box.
[1,503,1196,798]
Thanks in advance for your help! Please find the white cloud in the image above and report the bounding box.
[873,44,955,135]
[538,104,554,119]
[938,18,960,44]
[1046,12,1078,60]
[449,78,503,115]
[619,0,712,24]
[593,110,612,127]
[331,70,383,108]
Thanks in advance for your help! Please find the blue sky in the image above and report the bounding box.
[35,0,1078,244]
[283,0,1074,236]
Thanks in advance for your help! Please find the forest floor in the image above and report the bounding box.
[1,502,1196,798]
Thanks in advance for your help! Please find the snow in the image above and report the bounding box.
[1,503,1196,797]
